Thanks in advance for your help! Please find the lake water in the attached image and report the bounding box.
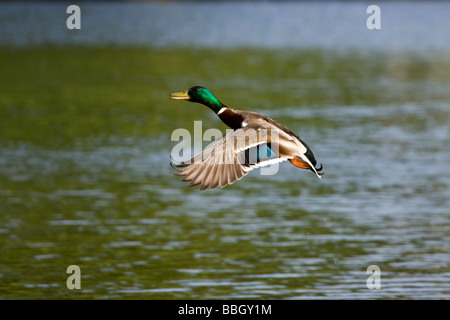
[0,1,449,300]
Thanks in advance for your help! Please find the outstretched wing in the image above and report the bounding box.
[171,124,296,190]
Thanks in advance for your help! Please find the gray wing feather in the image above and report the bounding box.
[171,124,296,190]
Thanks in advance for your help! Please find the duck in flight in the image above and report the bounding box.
[170,86,323,190]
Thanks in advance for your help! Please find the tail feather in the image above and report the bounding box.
[290,156,324,179]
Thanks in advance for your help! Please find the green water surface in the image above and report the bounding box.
[1,46,449,299]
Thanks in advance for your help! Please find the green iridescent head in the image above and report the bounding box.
[170,86,224,113]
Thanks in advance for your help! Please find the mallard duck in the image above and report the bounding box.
[170,86,323,190]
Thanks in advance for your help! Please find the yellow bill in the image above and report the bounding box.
[170,90,190,100]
